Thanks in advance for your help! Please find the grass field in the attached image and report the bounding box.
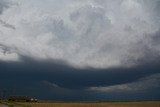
[1,101,160,107]
[20,101,160,107]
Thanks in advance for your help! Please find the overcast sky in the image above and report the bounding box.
[0,0,160,101]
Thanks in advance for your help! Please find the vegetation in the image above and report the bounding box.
[20,101,160,107]
[1,100,160,107]
[0,100,31,107]
[8,96,37,102]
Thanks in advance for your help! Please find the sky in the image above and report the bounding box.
[0,0,160,101]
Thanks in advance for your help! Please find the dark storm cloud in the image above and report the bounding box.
[0,56,159,88]
[0,56,160,100]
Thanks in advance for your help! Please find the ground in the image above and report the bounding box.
[1,101,160,107]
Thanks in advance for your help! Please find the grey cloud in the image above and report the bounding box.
[0,44,11,54]
[0,19,16,30]
[128,29,160,65]
[70,5,111,38]
[42,80,60,88]
[0,0,160,68]
[89,73,160,93]
[0,44,18,54]
[0,0,9,14]
[0,44,19,61]
[140,0,160,19]
[151,30,160,49]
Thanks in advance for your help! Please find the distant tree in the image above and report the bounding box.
[8,96,38,102]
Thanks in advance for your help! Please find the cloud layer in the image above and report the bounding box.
[89,73,160,92]
[0,57,160,101]
[0,0,160,68]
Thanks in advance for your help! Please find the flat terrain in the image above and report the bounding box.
[1,101,160,107]
[0,105,7,107]
[0,104,6,107]
[21,101,160,107]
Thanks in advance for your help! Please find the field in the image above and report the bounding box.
[20,101,160,107]
[1,101,160,107]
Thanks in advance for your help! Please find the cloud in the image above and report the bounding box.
[0,19,16,29]
[0,56,160,100]
[0,44,19,61]
[0,52,18,61]
[0,0,160,68]
[0,55,160,89]
[42,80,60,88]
[89,73,160,92]
[0,0,10,14]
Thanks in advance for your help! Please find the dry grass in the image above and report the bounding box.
[21,101,160,107]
